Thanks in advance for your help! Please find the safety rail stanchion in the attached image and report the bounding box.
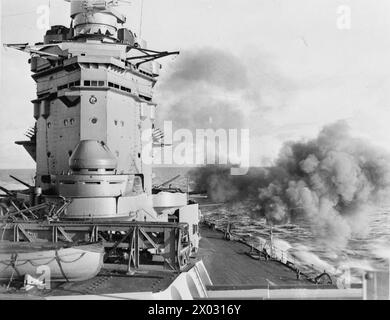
[203,217,332,283]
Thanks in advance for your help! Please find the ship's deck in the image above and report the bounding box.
[0,269,180,299]
[48,270,178,298]
[198,224,320,290]
[0,223,329,299]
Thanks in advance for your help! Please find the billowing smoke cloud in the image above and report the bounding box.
[160,48,250,92]
[156,47,248,132]
[156,47,294,132]
[192,121,390,248]
[190,165,268,202]
[156,47,390,249]
[155,47,295,166]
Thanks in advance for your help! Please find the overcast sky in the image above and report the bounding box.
[1,0,390,168]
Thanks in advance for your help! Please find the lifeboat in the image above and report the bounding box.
[0,242,104,282]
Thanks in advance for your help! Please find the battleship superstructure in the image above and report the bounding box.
[0,1,367,300]
[1,0,201,287]
[15,0,185,222]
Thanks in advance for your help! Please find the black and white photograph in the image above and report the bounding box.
[0,0,390,305]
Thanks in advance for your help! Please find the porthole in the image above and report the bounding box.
[47,122,51,129]
[64,119,69,126]
[70,118,75,125]
[91,117,98,124]
[89,95,98,104]
[114,120,118,126]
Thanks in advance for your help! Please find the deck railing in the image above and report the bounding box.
[202,218,335,284]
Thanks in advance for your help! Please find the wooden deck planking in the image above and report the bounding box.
[198,225,315,288]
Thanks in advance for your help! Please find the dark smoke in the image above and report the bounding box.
[192,121,390,248]
[156,47,247,132]
[156,47,390,248]
[156,47,294,133]
[190,165,268,203]
[160,47,250,92]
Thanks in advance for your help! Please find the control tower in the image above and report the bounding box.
[11,0,180,221]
